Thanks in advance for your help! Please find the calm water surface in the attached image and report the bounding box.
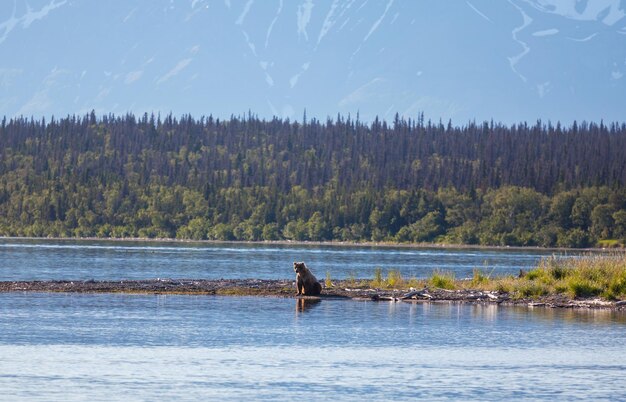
[0,293,625,401]
[0,239,622,400]
[0,238,581,280]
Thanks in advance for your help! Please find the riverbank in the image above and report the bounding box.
[1,278,625,310]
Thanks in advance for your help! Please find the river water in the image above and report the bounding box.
[0,238,577,280]
[0,239,624,400]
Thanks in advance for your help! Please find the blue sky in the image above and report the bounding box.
[1,0,625,124]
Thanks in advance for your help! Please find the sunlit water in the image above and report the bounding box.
[0,239,623,400]
[0,238,580,280]
[1,293,625,401]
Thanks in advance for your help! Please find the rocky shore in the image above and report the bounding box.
[1,279,625,310]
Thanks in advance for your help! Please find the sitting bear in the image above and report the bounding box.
[293,261,322,296]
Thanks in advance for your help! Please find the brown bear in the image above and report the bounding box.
[293,261,322,296]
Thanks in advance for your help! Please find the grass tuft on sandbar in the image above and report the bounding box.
[359,253,626,301]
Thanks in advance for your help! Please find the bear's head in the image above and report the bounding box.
[293,261,306,274]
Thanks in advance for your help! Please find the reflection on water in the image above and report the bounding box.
[1,293,625,400]
[464,303,626,325]
[295,297,322,314]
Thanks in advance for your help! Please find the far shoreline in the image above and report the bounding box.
[0,235,618,253]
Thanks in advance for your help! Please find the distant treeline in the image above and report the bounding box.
[1,112,625,247]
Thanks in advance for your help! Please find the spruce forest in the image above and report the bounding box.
[1,112,626,248]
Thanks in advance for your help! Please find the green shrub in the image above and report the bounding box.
[567,277,602,298]
[386,269,403,288]
[470,268,490,287]
[514,280,550,298]
[371,267,383,288]
[525,269,542,281]
[604,272,626,300]
[325,271,333,288]
[347,271,356,287]
[493,277,515,293]
[429,270,456,290]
